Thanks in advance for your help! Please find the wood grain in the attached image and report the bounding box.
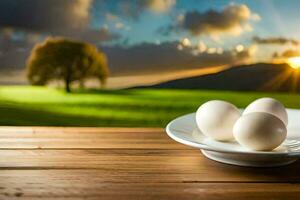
[0,182,300,200]
[0,127,299,199]
[0,149,300,182]
[0,127,183,149]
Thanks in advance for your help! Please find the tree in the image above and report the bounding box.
[27,37,109,92]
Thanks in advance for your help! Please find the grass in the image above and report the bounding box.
[1,86,300,127]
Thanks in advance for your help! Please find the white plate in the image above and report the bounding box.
[166,109,300,167]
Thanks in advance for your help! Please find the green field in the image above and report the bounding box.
[0,86,300,127]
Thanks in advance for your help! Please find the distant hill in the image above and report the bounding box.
[147,63,300,92]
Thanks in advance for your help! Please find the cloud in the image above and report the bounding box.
[0,0,91,32]
[0,36,255,77]
[0,32,32,71]
[144,0,176,13]
[60,27,119,43]
[273,49,300,58]
[102,41,255,76]
[98,0,176,20]
[105,13,119,21]
[253,36,299,46]
[0,0,118,43]
[161,4,259,37]
[0,29,37,51]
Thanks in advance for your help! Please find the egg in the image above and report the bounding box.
[233,112,287,151]
[243,97,288,126]
[196,100,241,141]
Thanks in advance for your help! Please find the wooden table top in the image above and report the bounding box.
[0,127,300,200]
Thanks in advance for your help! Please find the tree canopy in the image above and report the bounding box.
[27,37,109,92]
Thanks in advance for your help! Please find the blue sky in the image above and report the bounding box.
[90,0,300,47]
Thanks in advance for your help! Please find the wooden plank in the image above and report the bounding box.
[1,127,299,199]
[0,127,163,133]
[0,149,300,182]
[0,181,300,200]
[0,127,186,149]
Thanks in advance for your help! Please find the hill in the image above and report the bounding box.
[148,63,300,92]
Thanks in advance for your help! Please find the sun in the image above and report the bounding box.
[287,57,300,69]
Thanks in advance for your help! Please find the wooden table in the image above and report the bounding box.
[0,127,300,199]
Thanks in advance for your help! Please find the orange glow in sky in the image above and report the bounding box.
[287,57,300,69]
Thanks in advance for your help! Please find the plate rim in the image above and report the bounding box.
[166,112,300,157]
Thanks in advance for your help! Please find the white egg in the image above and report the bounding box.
[233,112,287,151]
[243,97,288,126]
[196,100,241,141]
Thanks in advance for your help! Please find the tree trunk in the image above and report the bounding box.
[65,65,72,93]
[65,78,71,93]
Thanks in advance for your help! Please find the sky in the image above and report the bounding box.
[92,0,296,45]
[91,0,300,64]
[1,0,300,87]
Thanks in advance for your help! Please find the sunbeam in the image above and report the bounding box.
[287,57,300,69]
